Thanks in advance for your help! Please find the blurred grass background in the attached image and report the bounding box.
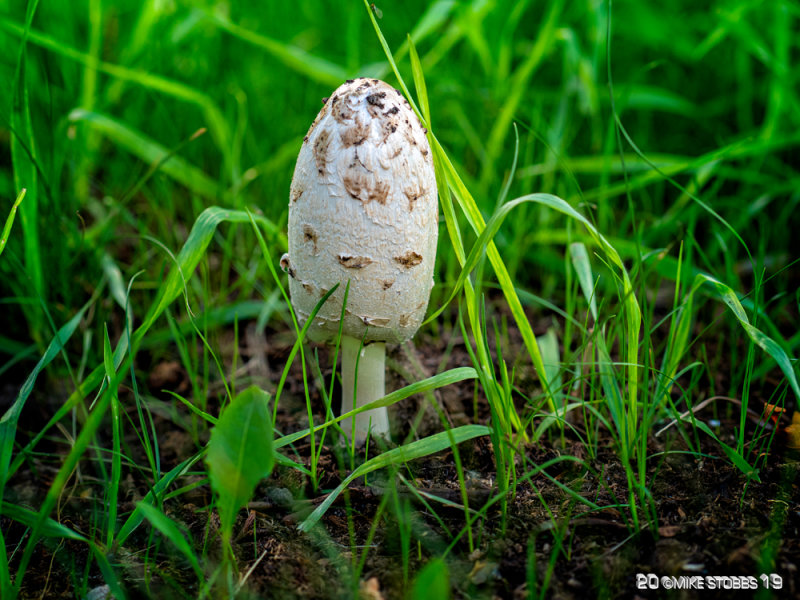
[1,0,798,376]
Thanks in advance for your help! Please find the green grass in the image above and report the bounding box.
[1,0,799,597]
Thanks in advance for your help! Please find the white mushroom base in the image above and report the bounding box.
[340,336,389,443]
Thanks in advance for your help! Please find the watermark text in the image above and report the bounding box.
[635,573,782,591]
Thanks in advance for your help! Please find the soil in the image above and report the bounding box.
[2,321,799,599]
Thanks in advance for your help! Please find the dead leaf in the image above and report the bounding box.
[785,411,800,449]
[148,360,188,392]
[658,524,682,537]
[468,560,498,585]
[360,577,384,600]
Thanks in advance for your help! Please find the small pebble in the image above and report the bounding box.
[267,486,294,508]
[85,585,114,600]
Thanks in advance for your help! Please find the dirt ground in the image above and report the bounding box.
[3,322,799,599]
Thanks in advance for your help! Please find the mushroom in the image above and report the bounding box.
[281,78,438,442]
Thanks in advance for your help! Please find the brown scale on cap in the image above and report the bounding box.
[332,99,355,124]
[313,129,331,173]
[365,92,388,119]
[338,255,373,269]
[340,117,370,147]
[291,185,304,203]
[366,92,386,106]
[342,171,368,201]
[403,184,426,212]
[302,224,318,253]
[361,315,390,327]
[395,251,423,268]
[367,179,391,204]
[379,119,399,143]
[342,171,391,205]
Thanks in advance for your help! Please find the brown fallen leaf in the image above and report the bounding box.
[784,411,800,449]
[468,560,499,585]
[148,360,189,393]
[658,524,682,537]
[360,577,384,600]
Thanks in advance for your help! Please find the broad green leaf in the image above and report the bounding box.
[411,558,450,600]
[206,386,274,536]
[299,424,490,532]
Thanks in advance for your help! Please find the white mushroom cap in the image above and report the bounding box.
[282,78,438,344]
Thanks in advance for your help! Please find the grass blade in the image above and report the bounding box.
[137,207,283,343]
[276,367,478,449]
[11,354,128,595]
[137,502,203,580]
[102,325,122,549]
[10,0,44,316]
[0,189,25,260]
[692,274,800,401]
[7,208,281,485]
[0,502,88,542]
[0,15,233,177]
[68,110,219,199]
[568,242,598,322]
[402,23,547,428]
[298,424,490,532]
[117,451,205,545]
[206,12,348,87]
[0,305,88,494]
[478,0,565,189]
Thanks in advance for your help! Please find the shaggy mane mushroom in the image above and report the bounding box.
[281,78,438,443]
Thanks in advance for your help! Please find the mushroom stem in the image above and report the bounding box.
[340,335,389,443]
